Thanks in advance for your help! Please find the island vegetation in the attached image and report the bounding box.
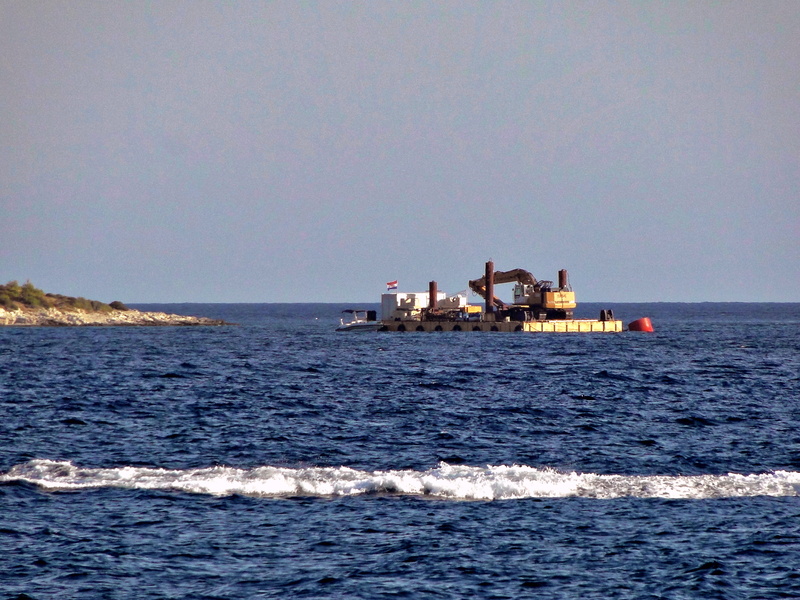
[0,281,227,326]
[0,280,129,312]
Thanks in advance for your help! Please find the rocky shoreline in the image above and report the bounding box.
[0,306,230,327]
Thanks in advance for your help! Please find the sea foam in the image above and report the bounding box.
[3,459,800,501]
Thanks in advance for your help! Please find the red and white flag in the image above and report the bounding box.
[386,280,398,291]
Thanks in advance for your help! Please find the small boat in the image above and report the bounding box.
[335,309,381,332]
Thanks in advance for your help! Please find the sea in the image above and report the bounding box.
[2,302,799,599]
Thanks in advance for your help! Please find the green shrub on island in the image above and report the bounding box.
[0,281,33,310]
[0,290,19,310]
[21,281,47,307]
[0,281,129,312]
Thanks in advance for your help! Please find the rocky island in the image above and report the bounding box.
[0,281,229,326]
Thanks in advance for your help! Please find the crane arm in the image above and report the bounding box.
[468,268,539,308]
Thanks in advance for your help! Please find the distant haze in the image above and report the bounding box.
[2,2,798,302]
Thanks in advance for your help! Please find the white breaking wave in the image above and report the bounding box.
[3,460,800,501]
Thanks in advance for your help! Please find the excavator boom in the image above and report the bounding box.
[469,262,575,317]
[468,268,538,308]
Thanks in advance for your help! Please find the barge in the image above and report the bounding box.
[377,261,624,333]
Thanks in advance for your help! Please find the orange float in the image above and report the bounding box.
[628,317,654,332]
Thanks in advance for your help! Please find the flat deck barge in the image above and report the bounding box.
[380,319,622,333]
[373,260,625,333]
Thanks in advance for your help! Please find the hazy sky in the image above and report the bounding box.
[2,1,798,302]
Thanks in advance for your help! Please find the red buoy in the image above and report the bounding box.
[628,317,654,332]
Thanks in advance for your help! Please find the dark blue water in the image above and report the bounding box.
[2,303,800,599]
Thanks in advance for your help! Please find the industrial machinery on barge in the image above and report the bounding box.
[378,261,624,333]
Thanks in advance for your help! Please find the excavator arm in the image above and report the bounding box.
[469,268,539,308]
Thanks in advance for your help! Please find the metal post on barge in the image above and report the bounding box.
[428,281,438,310]
[485,260,494,320]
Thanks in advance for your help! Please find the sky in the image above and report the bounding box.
[1,1,798,303]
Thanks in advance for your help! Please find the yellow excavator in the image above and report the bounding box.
[468,262,577,320]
